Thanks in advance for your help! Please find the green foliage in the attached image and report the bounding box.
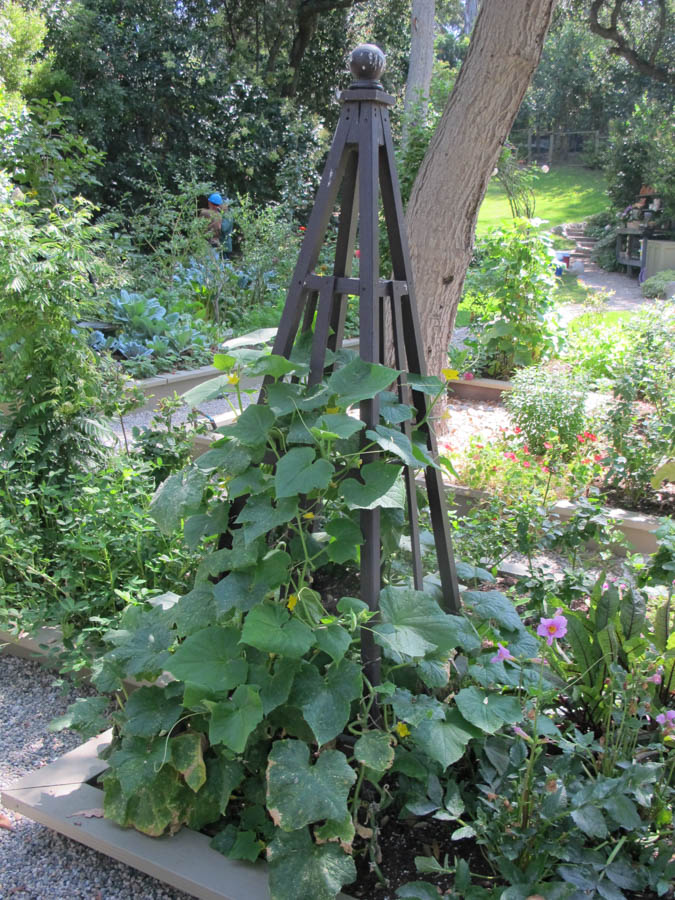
[450,220,561,379]
[0,454,197,661]
[49,337,544,897]
[642,269,675,299]
[494,146,541,219]
[604,95,675,218]
[0,176,122,474]
[505,366,589,456]
[0,1,47,95]
[600,374,675,506]
[0,94,104,206]
[41,0,327,208]
[98,288,217,377]
[131,395,209,486]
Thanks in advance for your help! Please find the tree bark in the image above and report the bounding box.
[406,0,557,378]
[402,0,436,150]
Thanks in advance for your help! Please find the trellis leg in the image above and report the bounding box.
[327,151,359,361]
[378,101,461,613]
[391,284,424,591]
[357,96,383,692]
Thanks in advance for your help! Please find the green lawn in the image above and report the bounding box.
[477,165,608,234]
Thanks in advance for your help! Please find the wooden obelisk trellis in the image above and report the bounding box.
[264,44,461,685]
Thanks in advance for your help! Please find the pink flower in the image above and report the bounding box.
[594,454,603,462]
[522,460,531,468]
[544,441,553,450]
[463,372,474,380]
[537,608,567,645]
[647,673,662,685]
[491,643,514,664]
[504,451,516,460]
[513,725,530,740]
[577,434,585,443]
[655,710,675,726]
[602,582,609,591]
[355,249,361,258]
[522,445,529,455]
[541,465,550,473]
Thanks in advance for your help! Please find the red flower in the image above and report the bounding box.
[581,457,591,464]
[463,372,475,380]
[355,249,361,258]
[299,226,306,231]
[523,460,531,468]
[514,426,522,434]
[594,453,603,462]
[522,445,529,455]
[587,433,598,442]
[475,443,484,449]
[577,435,585,443]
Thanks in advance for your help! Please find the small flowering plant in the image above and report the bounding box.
[536,608,567,645]
[453,430,602,505]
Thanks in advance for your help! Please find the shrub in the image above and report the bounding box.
[505,366,589,455]
[450,220,561,379]
[642,269,675,299]
[0,453,197,652]
[0,178,123,475]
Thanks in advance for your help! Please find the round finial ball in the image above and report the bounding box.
[350,44,386,82]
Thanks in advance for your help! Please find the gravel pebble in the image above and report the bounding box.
[0,654,191,900]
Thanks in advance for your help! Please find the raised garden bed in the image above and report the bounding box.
[134,337,361,412]
[446,376,512,401]
[448,484,662,555]
[1,731,282,900]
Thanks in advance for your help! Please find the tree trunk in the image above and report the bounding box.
[406,0,557,378]
[463,0,479,34]
[402,0,436,150]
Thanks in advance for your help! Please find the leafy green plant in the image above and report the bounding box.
[642,270,675,299]
[0,453,198,665]
[600,373,675,507]
[55,337,558,899]
[96,288,217,376]
[453,430,602,507]
[505,366,589,455]
[131,395,209,486]
[0,177,124,475]
[450,220,561,379]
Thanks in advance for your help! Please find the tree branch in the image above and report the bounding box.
[589,0,673,85]
[284,0,358,97]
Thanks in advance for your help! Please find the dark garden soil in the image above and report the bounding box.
[348,814,669,899]
[350,816,494,898]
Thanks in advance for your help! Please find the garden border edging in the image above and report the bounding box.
[1,733,352,900]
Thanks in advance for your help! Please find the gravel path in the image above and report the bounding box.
[0,654,190,900]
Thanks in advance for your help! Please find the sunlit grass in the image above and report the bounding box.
[477,165,608,234]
